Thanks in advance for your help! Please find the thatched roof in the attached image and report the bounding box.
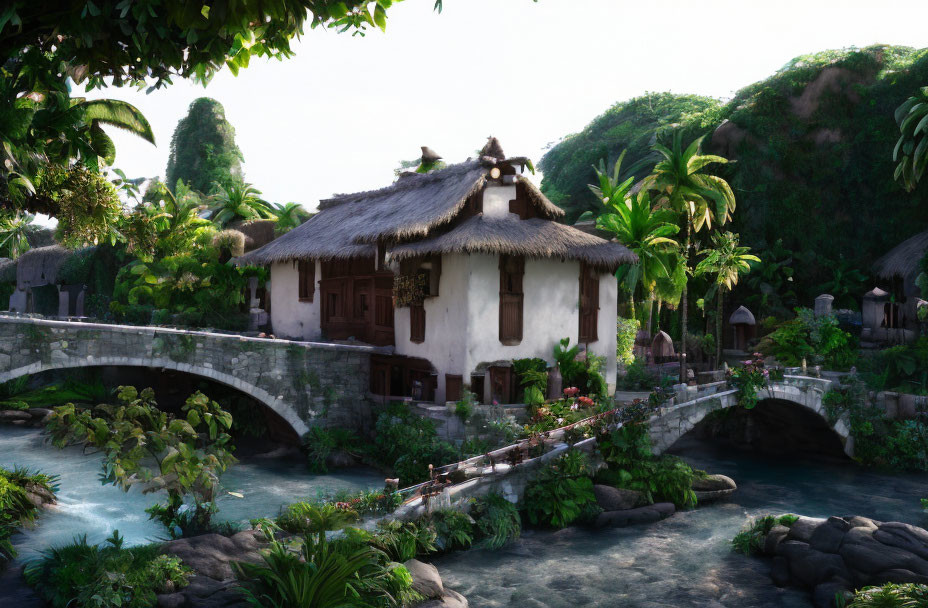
[729,305,756,326]
[229,219,277,252]
[0,258,15,284]
[389,215,636,271]
[16,245,71,288]
[873,230,928,281]
[239,151,566,266]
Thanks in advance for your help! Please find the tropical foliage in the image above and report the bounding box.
[893,86,928,191]
[207,181,273,227]
[523,451,598,528]
[759,309,856,369]
[0,210,34,259]
[166,98,244,194]
[0,465,57,564]
[24,532,191,608]
[45,387,236,538]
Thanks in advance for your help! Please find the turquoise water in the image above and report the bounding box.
[0,426,384,560]
[433,441,928,608]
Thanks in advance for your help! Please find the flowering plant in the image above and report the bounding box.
[728,352,769,409]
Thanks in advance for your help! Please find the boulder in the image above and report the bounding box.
[418,589,469,608]
[776,541,850,588]
[593,503,674,528]
[326,449,360,469]
[0,410,32,421]
[787,517,827,543]
[156,593,186,608]
[839,532,928,578]
[162,531,263,582]
[592,485,644,511]
[765,525,791,556]
[405,559,444,599]
[873,521,928,561]
[809,518,848,554]
[771,556,791,587]
[812,581,853,608]
[691,474,737,492]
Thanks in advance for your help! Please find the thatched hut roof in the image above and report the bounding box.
[0,258,15,284]
[16,245,71,288]
[729,305,756,326]
[389,215,636,271]
[239,151,566,266]
[873,230,928,281]
[229,219,277,252]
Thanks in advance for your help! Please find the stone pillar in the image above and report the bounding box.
[814,294,834,318]
[57,287,69,318]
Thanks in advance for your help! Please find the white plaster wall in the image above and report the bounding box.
[482,184,516,218]
[269,261,321,340]
[598,271,619,395]
[394,254,470,402]
[464,254,581,376]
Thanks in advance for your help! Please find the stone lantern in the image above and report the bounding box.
[728,305,756,352]
[651,331,675,363]
[861,287,889,341]
[814,293,835,318]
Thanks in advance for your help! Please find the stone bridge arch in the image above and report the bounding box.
[648,378,853,457]
[0,316,383,438]
[1,355,309,436]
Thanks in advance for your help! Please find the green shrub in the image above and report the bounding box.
[0,465,57,561]
[523,451,597,528]
[25,532,191,608]
[372,402,459,486]
[731,514,798,556]
[428,509,474,552]
[276,502,360,535]
[302,426,362,474]
[471,492,521,550]
[370,519,437,563]
[513,358,548,404]
[596,423,700,508]
[617,318,640,367]
[847,583,928,607]
[759,308,857,370]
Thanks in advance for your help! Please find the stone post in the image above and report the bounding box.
[814,294,834,318]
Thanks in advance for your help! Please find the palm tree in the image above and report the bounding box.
[271,202,313,234]
[595,191,680,319]
[206,181,273,227]
[142,180,211,255]
[695,231,759,366]
[0,211,35,259]
[893,87,928,192]
[643,129,736,379]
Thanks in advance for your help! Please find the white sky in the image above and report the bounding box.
[85,0,928,212]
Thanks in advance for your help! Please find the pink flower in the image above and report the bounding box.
[492,400,498,406]
[563,387,580,397]
[570,403,579,411]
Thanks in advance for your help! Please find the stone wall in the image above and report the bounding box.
[0,315,383,436]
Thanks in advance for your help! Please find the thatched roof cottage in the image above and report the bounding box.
[240,139,636,403]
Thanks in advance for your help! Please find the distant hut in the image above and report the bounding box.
[10,245,71,315]
[728,305,756,351]
[871,230,928,338]
[228,219,278,253]
[651,331,676,363]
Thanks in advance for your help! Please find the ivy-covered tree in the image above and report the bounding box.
[166,98,244,195]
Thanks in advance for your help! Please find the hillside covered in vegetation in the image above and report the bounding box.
[540,45,928,309]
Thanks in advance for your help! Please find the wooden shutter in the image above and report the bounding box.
[298,261,315,301]
[499,255,524,345]
[579,262,599,342]
[410,304,425,343]
[445,375,463,402]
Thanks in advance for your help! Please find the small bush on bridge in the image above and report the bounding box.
[472,492,522,550]
[45,386,236,538]
[758,308,857,370]
[596,423,700,508]
[372,402,460,486]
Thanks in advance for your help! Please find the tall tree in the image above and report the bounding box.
[695,231,758,366]
[643,130,736,380]
[166,98,244,194]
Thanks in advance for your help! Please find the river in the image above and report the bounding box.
[1,426,925,607]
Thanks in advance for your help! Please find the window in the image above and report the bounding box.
[410,304,425,343]
[298,261,315,301]
[499,255,524,344]
[579,262,599,343]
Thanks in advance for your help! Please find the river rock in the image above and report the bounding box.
[593,503,675,528]
[593,485,644,511]
[0,410,32,421]
[417,589,469,608]
[405,559,444,599]
[757,514,928,606]
[162,530,263,582]
[691,474,736,492]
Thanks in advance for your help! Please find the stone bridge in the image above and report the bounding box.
[648,375,853,456]
[0,315,384,436]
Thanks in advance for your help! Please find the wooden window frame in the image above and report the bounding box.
[499,255,524,345]
[579,262,600,343]
[409,303,426,343]
[298,260,315,302]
